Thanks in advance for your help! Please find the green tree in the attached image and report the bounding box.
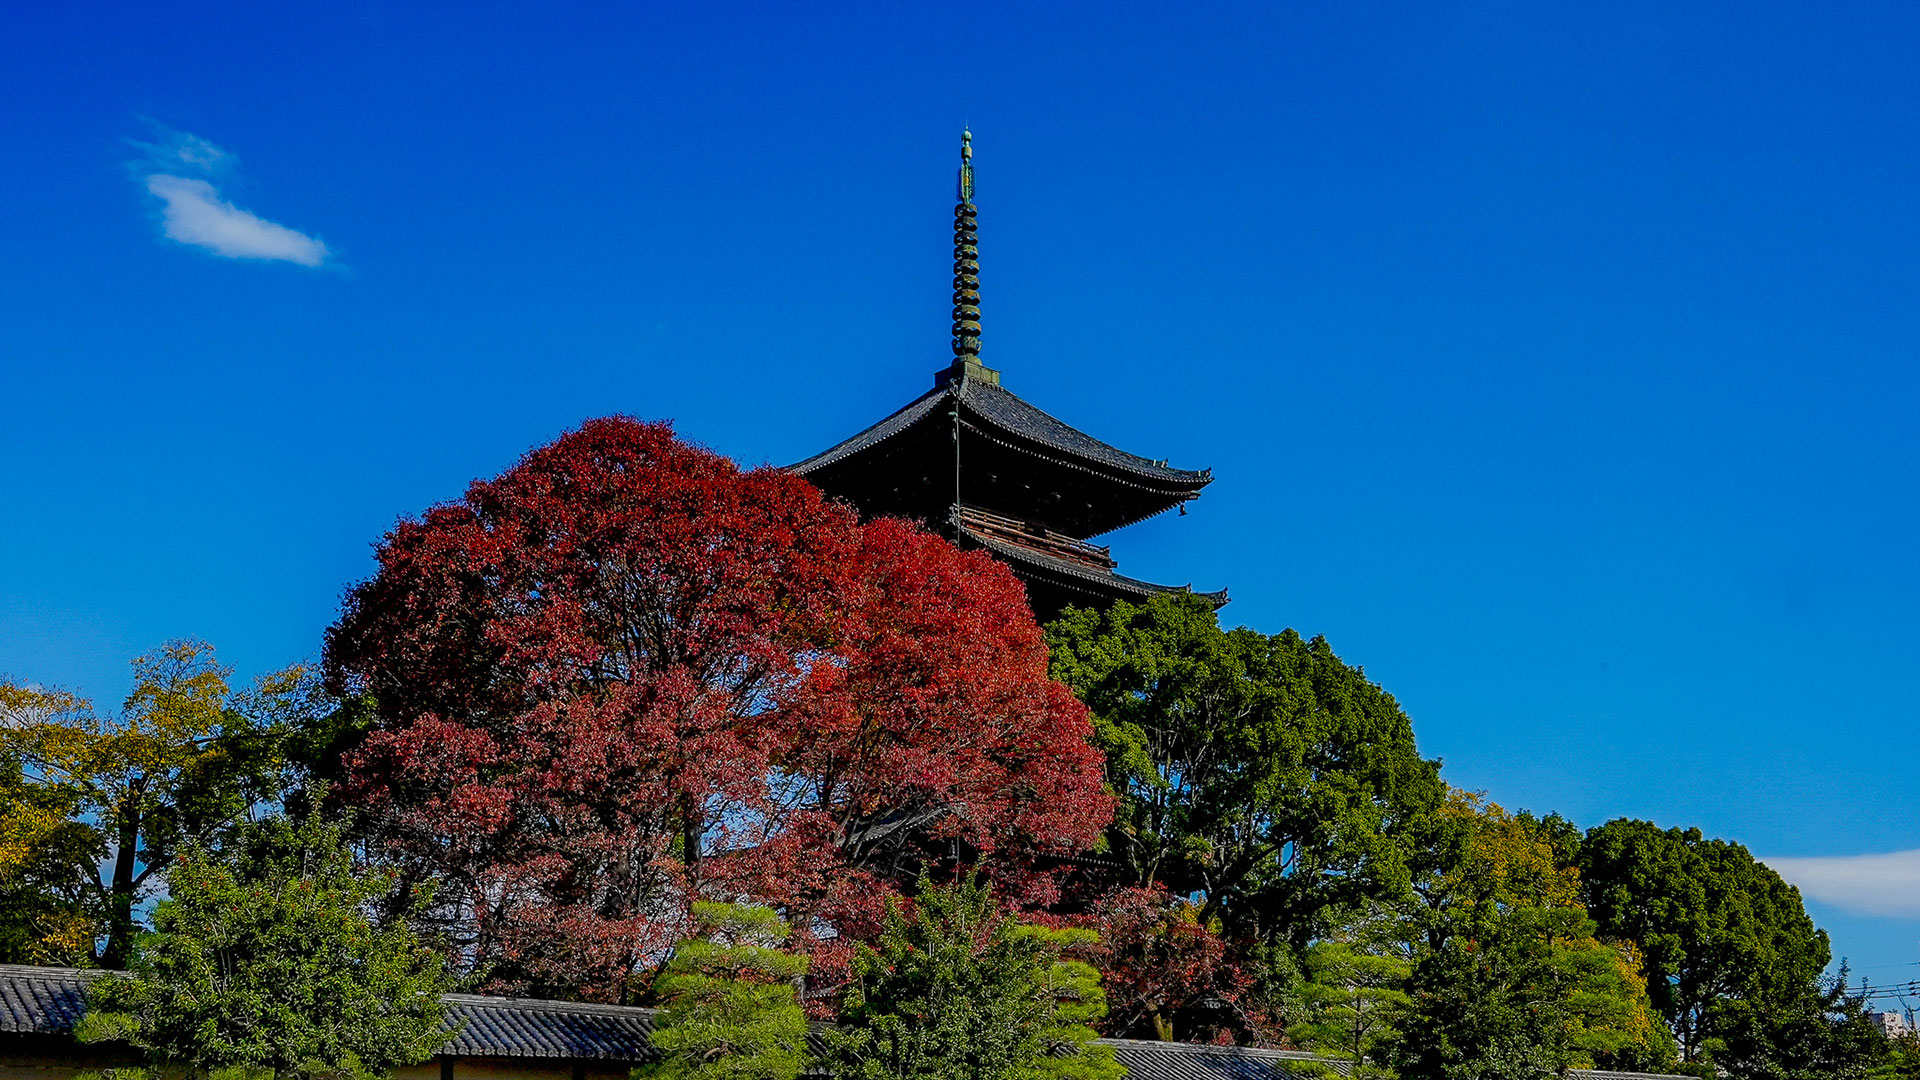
[1291,938,1410,1077]
[0,641,315,966]
[1045,594,1445,948]
[1879,1031,1920,1079]
[0,726,99,963]
[1705,966,1890,1080]
[1393,794,1675,1079]
[644,902,810,1080]
[1578,818,1877,1076]
[77,806,453,1080]
[826,877,1121,1080]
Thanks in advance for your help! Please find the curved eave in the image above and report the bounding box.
[954,412,1207,534]
[786,373,1212,501]
[960,524,1227,609]
[957,376,1212,488]
[1013,480,1190,541]
[787,383,950,476]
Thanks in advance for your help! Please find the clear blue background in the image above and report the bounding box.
[3,1,1916,981]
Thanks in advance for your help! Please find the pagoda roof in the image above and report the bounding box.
[792,370,1210,488]
[953,507,1227,616]
[791,368,1212,537]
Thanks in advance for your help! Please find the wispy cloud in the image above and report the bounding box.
[130,126,330,267]
[1763,850,1920,918]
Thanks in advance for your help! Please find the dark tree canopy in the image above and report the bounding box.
[1045,594,1445,943]
[325,418,1111,997]
[1579,818,1880,1076]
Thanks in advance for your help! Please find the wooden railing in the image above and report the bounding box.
[953,505,1116,571]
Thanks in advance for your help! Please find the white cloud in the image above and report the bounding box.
[1763,850,1920,918]
[131,126,329,267]
[144,174,329,266]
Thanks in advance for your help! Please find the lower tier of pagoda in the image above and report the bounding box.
[948,504,1227,623]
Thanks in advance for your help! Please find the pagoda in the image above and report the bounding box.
[790,132,1224,621]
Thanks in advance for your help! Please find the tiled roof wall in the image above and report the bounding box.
[0,965,1692,1077]
[440,994,657,1059]
[0,965,97,1035]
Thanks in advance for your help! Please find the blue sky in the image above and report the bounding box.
[3,1,1917,981]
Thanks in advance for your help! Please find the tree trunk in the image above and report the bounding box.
[681,796,702,895]
[100,805,141,968]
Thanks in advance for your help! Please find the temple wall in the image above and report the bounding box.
[399,1057,632,1080]
[0,1037,139,1080]
[3,1046,627,1080]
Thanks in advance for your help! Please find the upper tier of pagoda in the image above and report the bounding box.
[789,131,1223,620]
[791,360,1213,539]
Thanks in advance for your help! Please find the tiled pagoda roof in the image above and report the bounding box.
[788,132,1220,615]
[790,369,1211,494]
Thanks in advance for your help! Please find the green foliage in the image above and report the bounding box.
[77,805,453,1080]
[0,642,323,966]
[1392,794,1676,1078]
[826,877,1121,1080]
[1879,1032,1920,1079]
[0,738,100,964]
[1705,967,1891,1080]
[1045,594,1444,948]
[1291,939,1410,1078]
[1579,818,1875,1076]
[1396,902,1649,1079]
[644,902,811,1080]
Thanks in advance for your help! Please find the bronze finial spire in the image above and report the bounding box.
[951,129,982,362]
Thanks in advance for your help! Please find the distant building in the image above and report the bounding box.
[1871,1010,1912,1038]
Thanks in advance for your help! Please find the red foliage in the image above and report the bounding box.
[325,418,1111,998]
[742,518,1110,906]
[1081,886,1249,1043]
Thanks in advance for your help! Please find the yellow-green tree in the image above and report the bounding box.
[1394,792,1676,1077]
[0,640,313,966]
[0,695,97,963]
[645,902,811,1080]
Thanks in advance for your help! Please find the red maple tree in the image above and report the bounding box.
[324,418,1110,998]
[1082,885,1250,1044]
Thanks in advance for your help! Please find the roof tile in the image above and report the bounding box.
[0,966,1693,1077]
[789,372,1211,490]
